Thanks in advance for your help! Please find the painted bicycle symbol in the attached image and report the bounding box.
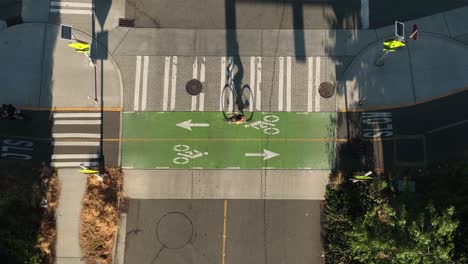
[173,144,208,164]
[244,115,280,135]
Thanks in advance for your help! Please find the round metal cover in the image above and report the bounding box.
[318,82,335,98]
[186,79,203,95]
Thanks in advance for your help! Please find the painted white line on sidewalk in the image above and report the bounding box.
[52,154,100,159]
[50,2,94,8]
[278,57,284,111]
[191,57,198,111]
[53,113,101,118]
[170,56,177,110]
[361,0,369,29]
[307,57,313,112]
[52,141,100,146]
[192,57,198,79]
[200,57,206,82]
[220,57,226,111]
[256,57,262,110]
[50,161,99,168]
[191,96,197,111]
[286,56,292,112]
[141,56,149,111]
[52,133,101,138]
[249,56,256,112]
[133,56,141,111]
[54,120,101,125]
[163,56,170,111]
[49,9,93,15]
[199,93,205,111]
[314,57,321,112]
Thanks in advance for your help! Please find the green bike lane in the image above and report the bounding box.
[122,112,337,169]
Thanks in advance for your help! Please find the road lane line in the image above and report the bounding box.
[170,56,177,110]
[199,93,205,111]
[50,161,99,167]
[361,0,369,29]
[52,133,101,138]
[163,56,170,111]
[428,120,468,134]
[221,199,228,264]
[133,56,142,111]
[307,57,313,112]
[220,57,226,111]
[54,120,101,125]
[278,57,284,111]
[250,56,256,112]
[200,57,206,82]
[141,56,149,111]
[314,57,321,112]
[53,112,101,118]
[256,57,262,110]
[52,141,100,146]
[286,56,292,112]
[50,2,94,8]
[51,154,100,159]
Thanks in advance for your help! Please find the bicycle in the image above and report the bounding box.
[221,56,254,122]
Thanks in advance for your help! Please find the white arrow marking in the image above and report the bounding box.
[176,120,210,131]
[245,149,280,160]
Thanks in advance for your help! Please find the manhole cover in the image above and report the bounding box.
[186,79,203,95]
[156,212,193,249]
[318,82,335,98]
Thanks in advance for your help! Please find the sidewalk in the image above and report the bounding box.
[105,6,468,112]
[0,23,122,108]
[56,169,87,263]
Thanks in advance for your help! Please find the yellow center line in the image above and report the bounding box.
[222,199,228,264]
[104,138,349,142]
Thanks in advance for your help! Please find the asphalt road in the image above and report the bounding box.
[124,199,323,264]
[335,89,468,170]
[0,110,120,167]
[125,0,467,29]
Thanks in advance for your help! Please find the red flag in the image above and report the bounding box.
[411,24,418,40]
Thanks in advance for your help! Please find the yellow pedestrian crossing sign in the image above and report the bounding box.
[383,38,406,51]
[68,42,90,54]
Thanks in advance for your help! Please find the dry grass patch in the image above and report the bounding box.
[79,167,123,264]
[36,165,60,264]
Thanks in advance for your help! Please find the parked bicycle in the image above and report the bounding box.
[1,104,24,120]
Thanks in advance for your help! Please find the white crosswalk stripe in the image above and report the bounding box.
[191,57,206,111]
[50,112,101,168]
[49,1,94,15]
[123,55,332,112]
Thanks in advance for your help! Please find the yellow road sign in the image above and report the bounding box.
[68,42,90,54]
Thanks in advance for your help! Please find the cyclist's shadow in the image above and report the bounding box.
[232,55,244,110]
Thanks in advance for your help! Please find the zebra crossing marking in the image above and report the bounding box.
[50,112,102,168]
[50,161,99,168]
[54,120,101,125]
[49,1,94,15]
[314,57,321,112]
[52,141,100,146]
[308,57,313,112]
[191,57,206,111]
[141,56,149,111]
